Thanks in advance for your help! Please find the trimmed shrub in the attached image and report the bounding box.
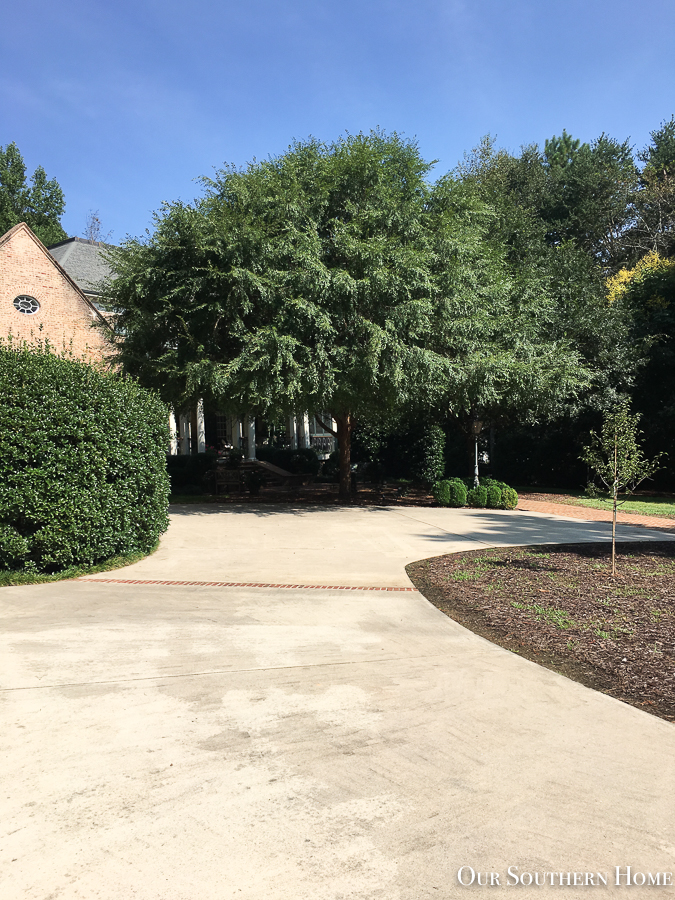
[432,479,451,506]
[0,344,170,573]
[433,478,468,507]
[467,485,488,508]
[447,478,468,507]
[434,476,517,510]
[434,477,517,509]
[486,484,502,509]
[501,486,518,510]
[482,478,519,510]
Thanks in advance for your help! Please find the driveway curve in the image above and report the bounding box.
[1,505,674,900]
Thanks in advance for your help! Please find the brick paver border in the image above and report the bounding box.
[80,577,417,592]
[517,496,675,532]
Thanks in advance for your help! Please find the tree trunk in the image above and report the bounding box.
[612,437,618,576]
[335,413,353,503]
[612,487,617,576]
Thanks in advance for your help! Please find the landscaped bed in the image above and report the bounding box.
[170,482,439,506]
[406,542,675,723]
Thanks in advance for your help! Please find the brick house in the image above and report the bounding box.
[0,222,111,365]
[47,235,113,312]
[1,222,336,459]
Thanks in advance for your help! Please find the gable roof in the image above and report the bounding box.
[0,223,110,329]
[47,236,113,297]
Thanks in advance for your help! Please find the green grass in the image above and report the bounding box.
[572,495,675,518]
[0,543,158,587]
[516,487,675,519]
[511,601,579,630]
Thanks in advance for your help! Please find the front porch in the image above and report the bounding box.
[168,407,337,460]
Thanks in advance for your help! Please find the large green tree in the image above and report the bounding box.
[542,130,637,269]
[0,142,67,245]
[106,132,587,499]
[455,136,639,404]
[624,117,675,262]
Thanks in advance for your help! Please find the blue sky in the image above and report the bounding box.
[3,0,674,242]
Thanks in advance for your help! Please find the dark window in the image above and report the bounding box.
[13,295,40,315]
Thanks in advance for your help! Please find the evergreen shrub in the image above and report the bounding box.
[433,476,517,510]
[432,479,450,506]
[0,343,170,573]
[501,486,518,510]
[410,424,446,485]
[467,485,488,508]
[486,484,502,509]
[432,478,468,507]
[481,478,519,510]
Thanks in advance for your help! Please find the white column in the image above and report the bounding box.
[169,410,178,455]
[246,415,256,460]
[287,415,298,449]
[299,412,311,449]
[197,399,206,453]
[179,414,190,455]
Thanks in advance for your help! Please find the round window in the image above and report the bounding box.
[13,295,40,315]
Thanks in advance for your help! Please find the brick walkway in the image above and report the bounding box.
[517,495,675,532]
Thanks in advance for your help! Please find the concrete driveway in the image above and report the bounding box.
[1,505,674,899]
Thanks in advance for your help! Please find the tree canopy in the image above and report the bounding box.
[105,131,586,498]
[0,142,67,245]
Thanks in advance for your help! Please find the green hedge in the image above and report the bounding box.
[0,344,170,573]
[433,477,518,510]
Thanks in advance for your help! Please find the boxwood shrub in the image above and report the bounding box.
[467,485,488,508]
[432,478,467,508]
[433,477,518,510]
[0,344,170,573]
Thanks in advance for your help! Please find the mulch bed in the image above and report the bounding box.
[174,482,438,506]
[406,542,675,723]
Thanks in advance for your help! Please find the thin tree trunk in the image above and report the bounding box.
[335,413,353,503]
[612,438,618,576]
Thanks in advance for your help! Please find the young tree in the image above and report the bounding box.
[0,142,67,245]
[581,401,664,575]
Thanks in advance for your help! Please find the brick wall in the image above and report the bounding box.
[0,224,112,365]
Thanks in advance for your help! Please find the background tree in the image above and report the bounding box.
[582,401,664,575]
[0,142,67,245]
[542,131,637,269]
[83,210,112,244]
[606,251,675,486]
[454,133,648,483]
[624,117,675,262]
